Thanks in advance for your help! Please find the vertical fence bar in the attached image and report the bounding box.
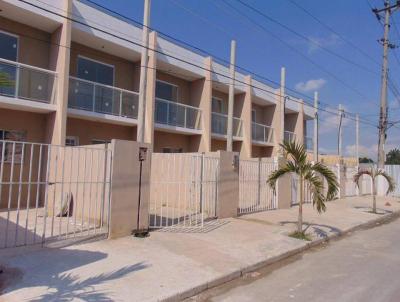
[24,144,34,245]
[66,146,74,238]
[14,143,26,246]
[87,150,93,235]
[41,145,52,246]
[4,142,16,248]
[33,144,43,244]
[0,141,5,245]
[74,147,81,237]
[50,146,59,238]
[81,148,88,236]
[58,146,66,239]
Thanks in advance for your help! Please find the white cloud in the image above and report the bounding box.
[308,33,341,54]
[295,78,326,93]
[318,105,349,135]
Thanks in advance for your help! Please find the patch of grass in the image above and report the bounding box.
[289,231,312,241]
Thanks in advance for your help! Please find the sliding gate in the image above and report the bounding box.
[0,140,112,249]
[149,153,219,229]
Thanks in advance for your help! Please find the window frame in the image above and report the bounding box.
[252,109,256,122]
[0,30,19,62]
[0,129,27,164]
[77,55,115,86]
[212,96,227,114]
[65,136,79,146]
[155,79,179,102]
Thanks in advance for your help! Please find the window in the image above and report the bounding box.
[252,109,256,122]
[162,147,183,153]
[212,97,227,114]
[0,31,18,61]
[0,129,26,163]
[156,80,178,102]
[0,31,18,97]
[74,56,115,113]
[92,139,111,145]
[66,136,79,146]
[77,56,114,85]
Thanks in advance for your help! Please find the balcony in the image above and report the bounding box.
[0,58,57,108]
[284,130,296,143]
[305,136,313,151]
[211,112,243,138]
[252,122,274,144]
[155,97,202,131]
[68,77,138,120]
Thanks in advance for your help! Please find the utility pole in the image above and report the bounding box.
[137,0,151,143]
[338,104,344,159]
[373,0,400,168]
[313,91,319,162]
[227,40,236,152]
[356,114,359,165]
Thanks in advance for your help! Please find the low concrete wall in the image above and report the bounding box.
[216,151,239,218]
[108,140,151,239]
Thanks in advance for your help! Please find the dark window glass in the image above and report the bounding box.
[0,32,18,61]
[156,81,178,101]
[77,57,114,85]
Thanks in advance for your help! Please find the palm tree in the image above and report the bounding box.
[267,141,339,235]
[354,167,395,213]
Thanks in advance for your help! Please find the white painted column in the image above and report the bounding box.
[137,0,151,142]
[280,67,286,150]
[313,91,319,162]
[227,40,236,152]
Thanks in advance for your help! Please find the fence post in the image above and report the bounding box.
[216,151,239,218]
[276,156,292,209]
[108,139,151,239]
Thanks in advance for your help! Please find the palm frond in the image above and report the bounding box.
[267,161,296,192]
[376,169,396,195]
[280,140,307,167]
[304,170,326,213]
[311,162,339,200]
[353,169,372,189]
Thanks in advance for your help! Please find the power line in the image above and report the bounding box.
[234,0,379,76]
[287,0,381,66]
[16,0,377,128]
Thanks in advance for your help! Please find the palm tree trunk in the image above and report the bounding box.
[298,176,303,233]
[372,178,377,213]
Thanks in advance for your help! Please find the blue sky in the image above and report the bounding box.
[88,0,400,159]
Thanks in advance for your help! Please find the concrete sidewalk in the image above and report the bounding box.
[1,196,399,302]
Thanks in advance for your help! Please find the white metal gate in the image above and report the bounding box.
[0,140,111,249]
[384,165,400,197]
[238,158,278,214]
[149,153,219,229]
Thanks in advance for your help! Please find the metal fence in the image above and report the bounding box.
[291,173,313,205]
[238,158,278,214]
[149,153,219,229]
[0,140,111,249]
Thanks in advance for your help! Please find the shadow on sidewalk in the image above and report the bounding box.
[1,246,150,301]
[280,221,342,238]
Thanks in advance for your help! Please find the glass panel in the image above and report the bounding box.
[155,99,168,124]
[18,67,53,103]
[121,92,138,119]
[0,61,16,96]
[0,32,18,61]
[212,97,227,114]
[94,85,120,115]
[156,81,178,101]
[212,113,227,135]
[68,78,94,111]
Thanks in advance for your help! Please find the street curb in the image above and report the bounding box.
[159,209,400,302]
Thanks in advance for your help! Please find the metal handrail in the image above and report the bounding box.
[69,76,138,96]
[155,97,201,111]
[252,122,274,143]
[0,57,57,75]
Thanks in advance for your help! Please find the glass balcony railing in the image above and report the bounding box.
[252,122,274,143]
[284,130,296,143]
[68,77,139,119]
[0,58,57,104]
[211,112,243,137]
[305,136,313,151]
[155,97,201,130]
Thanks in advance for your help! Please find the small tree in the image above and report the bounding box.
[385,148,400,165]
[359,157,374,164]
[267,141,339,235]
[354,167,395,213]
